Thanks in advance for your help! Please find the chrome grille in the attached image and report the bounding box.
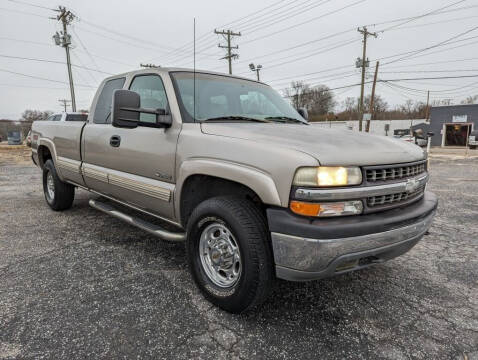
[366,161,426,182]
[367,185,425,207]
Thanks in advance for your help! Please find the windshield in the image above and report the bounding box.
[171,72,306,124]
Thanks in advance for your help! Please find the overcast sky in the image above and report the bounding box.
[0,0,477,119]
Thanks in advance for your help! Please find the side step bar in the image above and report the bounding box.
[89,199,186,242]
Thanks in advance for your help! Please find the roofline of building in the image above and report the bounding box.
[431,103,478,109]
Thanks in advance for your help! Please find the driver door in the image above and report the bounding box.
[82,74,180,219]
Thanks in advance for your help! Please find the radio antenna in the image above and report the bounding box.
[193,17,196,122]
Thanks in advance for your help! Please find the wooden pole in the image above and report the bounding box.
[366,61,379,132]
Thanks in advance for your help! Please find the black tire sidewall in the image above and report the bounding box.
[42,159,74,211]
[187,198,269,312]
[43,160,57,206]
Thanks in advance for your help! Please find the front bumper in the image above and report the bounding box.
[267,192,438,281]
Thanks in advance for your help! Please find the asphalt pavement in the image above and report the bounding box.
[0,150,477,359]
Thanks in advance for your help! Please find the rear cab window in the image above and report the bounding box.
[93,77,126,124]
[66,114,88,122]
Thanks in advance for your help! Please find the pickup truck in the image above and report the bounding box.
[469,130,478,149]
[31,68,438,313]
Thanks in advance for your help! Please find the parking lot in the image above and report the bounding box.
[0,147,477,360]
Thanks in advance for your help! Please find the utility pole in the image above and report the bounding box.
[214,29,241,74]
[52,6,76,112]
[58,99,71,112]
[357,26,377,131]
[249,63,263,81]
[366,61,379,133]
[425,90,430,122]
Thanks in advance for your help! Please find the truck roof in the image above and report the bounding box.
[103,67,264,85]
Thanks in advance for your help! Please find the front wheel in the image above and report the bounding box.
[186,197,274,313]
[42,159,75,211]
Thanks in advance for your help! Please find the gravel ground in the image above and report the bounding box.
[0,149,477,359]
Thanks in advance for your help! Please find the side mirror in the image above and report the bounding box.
[112,89,172,128]
[297,107,308,121]
[426,131,434,138]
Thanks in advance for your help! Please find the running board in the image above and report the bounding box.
[89,199,186,242]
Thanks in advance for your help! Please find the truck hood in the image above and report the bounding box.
[201,123,426,166]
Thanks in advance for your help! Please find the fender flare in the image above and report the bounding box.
[175,158,282,217]
[37,138,65,180]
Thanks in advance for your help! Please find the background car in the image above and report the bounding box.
[7,130,22,145]
[469,130,478,149]
[26,130,32,147]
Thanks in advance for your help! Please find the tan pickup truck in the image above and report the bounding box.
[31,68,437,313]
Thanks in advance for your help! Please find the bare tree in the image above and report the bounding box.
[21,110,53,122]
[461,95,478,104]
[306,85,335,115]
[284,81,310,109]
[363,94,388,118]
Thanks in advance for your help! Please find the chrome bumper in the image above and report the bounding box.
[272,207,436,281]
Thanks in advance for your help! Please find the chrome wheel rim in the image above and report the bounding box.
[46,172,55,201]
[199,222,242,288]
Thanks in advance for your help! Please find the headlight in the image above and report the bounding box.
[293,166,362,187]
[290,200,363,217]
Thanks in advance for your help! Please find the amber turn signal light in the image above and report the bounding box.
[289,201,321,216]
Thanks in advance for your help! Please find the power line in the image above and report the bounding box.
[237,37,360,75]
[234,4,478,69]
[383,15,478,33]
[242,0,366,45]
[156,0,302,62]
[5,0,54,10]
[71,27,102,76]
[380,69,478,74]
[377,0,466,33]
[383,57,478,69]
[0,68,96,87]
[281,74,478,95]
[70,52,98,85]
[236,29,355,66]
[239,0,334,33]
[0,36,53,46]
[377,31,478,65]
[365,4,478,28]
[0,54,113,74]
[169,0,366,64]
[0,5,48,18]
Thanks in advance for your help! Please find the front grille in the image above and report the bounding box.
[367,185,425,207]
[366,161,426,182]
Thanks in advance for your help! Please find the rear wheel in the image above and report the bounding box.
[42,159,75,211]
[186,196,274,313]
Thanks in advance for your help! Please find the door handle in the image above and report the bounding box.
[110,135,121,147]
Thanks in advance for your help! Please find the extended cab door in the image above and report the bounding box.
[82,73,180,220]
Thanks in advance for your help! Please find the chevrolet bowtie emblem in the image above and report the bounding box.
[405,178,420,193]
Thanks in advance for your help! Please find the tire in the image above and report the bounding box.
[42,159,75,211]
[186,196,274,313]
[470,145,476,150]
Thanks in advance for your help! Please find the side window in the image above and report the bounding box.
[52,115,61,121]
[93,77,126,124]
[129,75,168,123]
[66,114,87,122]
[46,115,55,121]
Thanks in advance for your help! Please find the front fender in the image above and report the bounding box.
[175,158,282,218]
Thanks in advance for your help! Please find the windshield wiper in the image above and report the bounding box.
[264,116,307,124]
[202,116,270,123]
